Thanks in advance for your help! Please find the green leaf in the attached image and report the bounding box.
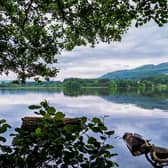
[55,112,65,120]
[34,111,40,115]
[104,144,114,149]
[92,117,101,124]
[88,137,97,144]
[100,136,106,140]
[0,136,6,142]
[88,123,94,128]
[99,124,107,131]
[0,124,11,133]
[28,105,41,110]
[3,123,11,129]
[81,117,87,123]
[40,100,49,109]
[35,128,42,136]
[39,110,46,115]
[0,119,6,124]
[64,125,72,132]
[91,126,102,133]
[105,130,115,136]
[47,107,56,114]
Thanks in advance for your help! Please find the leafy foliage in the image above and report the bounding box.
[0,100,118,168]
[0,0,168,82]
[0,119,11,143]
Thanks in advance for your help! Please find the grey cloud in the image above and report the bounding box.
[60,22,168,59]
[56,22,168,79]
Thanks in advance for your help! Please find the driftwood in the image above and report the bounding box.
[13,116,82,145]
[123,132,168,168]
[123,132,151,156]
[21,116,81,131]
[150,146,168,164]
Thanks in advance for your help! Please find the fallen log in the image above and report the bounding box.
[13,116,82,145]
[21,116,81,131]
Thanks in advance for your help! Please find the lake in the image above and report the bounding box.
[0,88,168,168]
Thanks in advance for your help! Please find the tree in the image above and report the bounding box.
[0,0,168,83]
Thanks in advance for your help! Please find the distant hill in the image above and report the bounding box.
[0,80,12,83]
[100,62,168,79]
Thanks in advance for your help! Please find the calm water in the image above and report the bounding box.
[0,89,168,168]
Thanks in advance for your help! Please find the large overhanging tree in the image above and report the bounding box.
[0,0,168,83]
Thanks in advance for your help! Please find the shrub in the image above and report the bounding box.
[0,100,118,168]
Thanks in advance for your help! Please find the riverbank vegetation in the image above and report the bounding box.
[1,75,168,92]
[62,75,168,91]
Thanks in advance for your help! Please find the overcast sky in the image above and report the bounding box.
[56,22,168,80]
[1,21,168,81]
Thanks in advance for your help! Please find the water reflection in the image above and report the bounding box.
[63,87,168,110]
[1,88,168,111]
[109,117,168,168]
[0,88,168,168]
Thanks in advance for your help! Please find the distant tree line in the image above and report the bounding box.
[1,75,168,91]
[62,75,168,91]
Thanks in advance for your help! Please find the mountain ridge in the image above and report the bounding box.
[100,62,168,79]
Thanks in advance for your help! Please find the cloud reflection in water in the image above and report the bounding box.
[0,90,168,167]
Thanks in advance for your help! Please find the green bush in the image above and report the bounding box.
[0,100,118,168]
